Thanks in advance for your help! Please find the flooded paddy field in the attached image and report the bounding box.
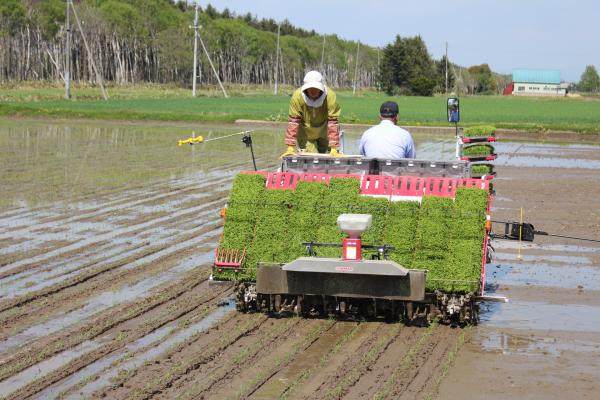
[0,119,599,399]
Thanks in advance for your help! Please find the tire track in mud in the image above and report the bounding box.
[0,156,246,220]
[278,322,381,400]
[300,322,405,400]
[0,187,228,274]
[344,324,461,400]
[0,157,280,398]
[0,166,240,257]
[153,319,353,400]
[395,328,467,400]
[203,318,337,400]
[0,175,239,388]
[1,280,234,400]
[0,157,272,231]
[0,174,223,239]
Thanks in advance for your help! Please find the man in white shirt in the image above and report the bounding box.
[359,101,416,159]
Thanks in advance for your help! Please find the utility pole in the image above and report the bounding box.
[274,23,280,95]
[64,0,71,99]
[445,41,449,94]
[197,27,228,98]
[352,41,360,96]
[320,36,325,71]
[70,1,108,100]
[192,3,199,97]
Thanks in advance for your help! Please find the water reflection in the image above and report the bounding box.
[0,121,459,212]
[0,120,282,211]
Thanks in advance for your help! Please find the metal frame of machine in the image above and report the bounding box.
[212,155,499,326]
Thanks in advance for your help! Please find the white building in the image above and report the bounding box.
[506,69,568,96]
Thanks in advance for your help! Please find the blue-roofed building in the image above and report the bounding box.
[505,69,567,96]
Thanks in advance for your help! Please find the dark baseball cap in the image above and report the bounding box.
[380,101,399,117]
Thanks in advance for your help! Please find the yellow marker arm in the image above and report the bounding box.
[177,136,204,146]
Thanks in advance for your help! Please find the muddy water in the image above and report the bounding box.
[2,119,600,399]
[440,143,600,399]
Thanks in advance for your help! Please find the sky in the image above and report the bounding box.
[198,0,600,83]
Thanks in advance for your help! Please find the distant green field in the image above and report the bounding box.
[1,84,599,133]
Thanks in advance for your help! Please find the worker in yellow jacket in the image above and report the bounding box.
[282,71,341,156]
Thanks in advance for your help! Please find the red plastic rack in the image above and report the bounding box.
[460,154,497,162]
[241,171,490,198]
[461,136,497,144]
[214,247,246,271]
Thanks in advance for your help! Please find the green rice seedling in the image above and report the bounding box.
[247,189,294,267]
[315,178,361,257]
[215,173,265,281]
[315,225,344,258]
[444,239,483,292]
[463,125,496,137]
[355,196,390,247]
[462,144,495,156]
[414,196,454,255]
[441,186,489,292]
[224,173,266,222]
[411,196,455,290]
[470,164,495,176]
[287,181,328,260]
[384,201,420,266]
[453,187,488,240]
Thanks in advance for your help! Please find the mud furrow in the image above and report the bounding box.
[281,322,380,400]
[0,208,222,300]
[0,220,221,324]
[209,319,337,400]
[0,240,145,293]
[0,264,217,382]
[0,240,219,358]
[0,167,236,230]
[156,317,304,400]
[250,321,363,400]
[0,191,227,275]
[2,282,234,400]
[0,195,224,284]
[305,322,404,400]
[89,312,269,399]
[366,324,458,400]
[396,328,466,400]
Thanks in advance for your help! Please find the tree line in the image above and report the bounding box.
[1,0,510,95]
[0,0,381,89]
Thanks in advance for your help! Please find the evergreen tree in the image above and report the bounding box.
[377,35,436,96]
